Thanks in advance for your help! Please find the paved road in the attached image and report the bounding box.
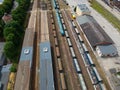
[96,0,120,21]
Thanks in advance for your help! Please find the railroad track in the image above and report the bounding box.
[61,10,88,90]
[50,1,68,90]
[52,0,86,90]
[38,0,67,90]
[15,0,106,90]
[62,9,106,90]
[51,0,81,90]
[71,19,106,90]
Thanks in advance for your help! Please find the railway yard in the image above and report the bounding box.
[13,0,120,90]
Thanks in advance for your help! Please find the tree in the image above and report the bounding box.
[6,33,21,46]
[6,33,15,41]
[3,27,16,39]
[5,20,24,34]
[2,0,13,13]
[0,19,5,37]
[4,20,24,44]
[0,9,4,19]
[12,9,26,25]
[4,41,17,61]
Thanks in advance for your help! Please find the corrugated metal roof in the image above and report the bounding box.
[20,47,33,61]
[0,64,11,90]
[0,42,5,58]
[20,47,33,68]
[97,45,118,55]
[77,15,90,25]
[0,42,6,66]
[39,42,55,90]
[14,61,31,90]
[22,29,34,47]
[1,64,12,72]
[77,15,113,47]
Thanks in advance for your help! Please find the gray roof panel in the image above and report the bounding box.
[0,64,11,90]
[40,42,54,90]
[97,45,118,55]
[20,47,33,61]
[20,47,33,68]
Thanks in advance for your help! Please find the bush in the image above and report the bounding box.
[10,64,17,72]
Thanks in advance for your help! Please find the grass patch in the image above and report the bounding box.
[91,0,120,31]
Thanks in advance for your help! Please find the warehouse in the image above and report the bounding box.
[96,45,118,57]
[75,4,91,16]
[76,15,118,57]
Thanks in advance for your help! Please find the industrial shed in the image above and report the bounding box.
[39,42,55,90]
[77,15,118,57]
[96,45,118,57]
[76,4,91,16]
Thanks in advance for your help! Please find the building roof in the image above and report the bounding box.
[0,43,4,57]
[22,28,34,47]
[0,64,12,90]
[77,15,114,47]
[0,42,6,66]
[39,42,55,90]
[97,45,117,55]
[20,47,33,61]
[14,61,31,90]
[77,4,90,13]
[2,14,12,23]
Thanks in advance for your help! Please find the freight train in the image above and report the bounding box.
[71,20,106,90]
[52,0,65,35]
[64,27,87,90]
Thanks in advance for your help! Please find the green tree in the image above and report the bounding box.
[6,33,21,46]
[2,0,13,13]
[3,27,16,39]
[6,33,15,41]
[0,19,5,37]
[12,10,26,25]
[4,41,17,61]
[0,8,4,18]
[5,20,24,34]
